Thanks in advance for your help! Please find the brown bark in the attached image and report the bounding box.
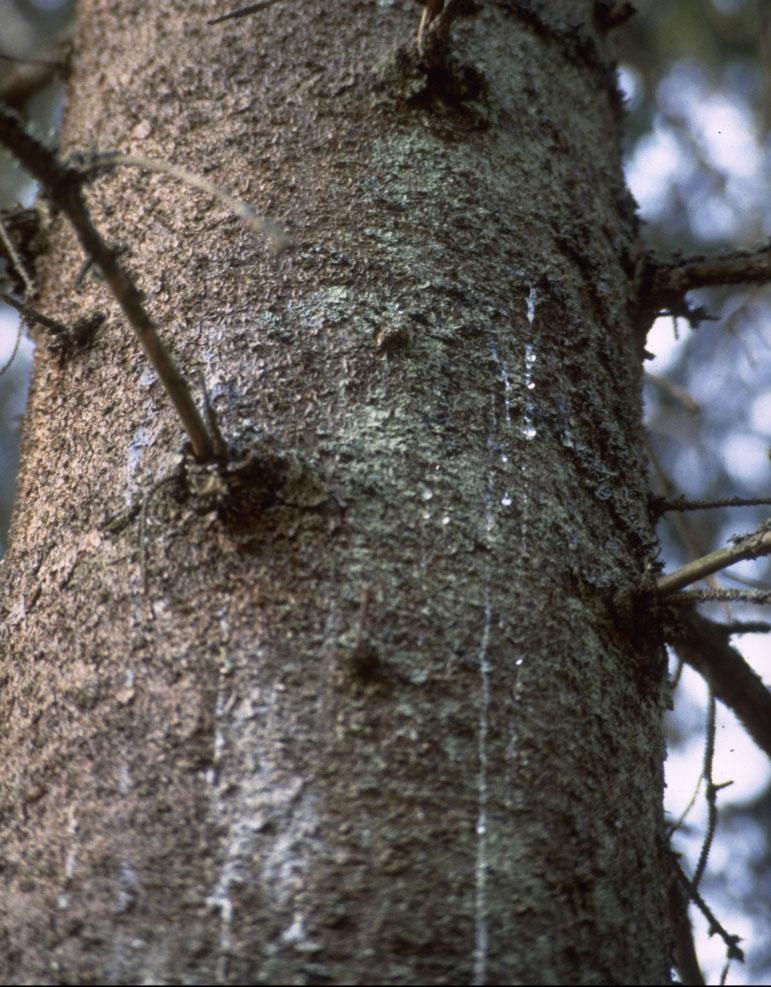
[0,1,671,982]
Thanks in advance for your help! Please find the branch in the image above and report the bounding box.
[717,620,771,635]
[656,523,771,595]
[634,242,771,332]
[671,611,771,761]
[653,495,771,515]
[651,243,771,298]
[0,105,217,460]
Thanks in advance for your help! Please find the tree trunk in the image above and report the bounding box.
[0,1,671,982]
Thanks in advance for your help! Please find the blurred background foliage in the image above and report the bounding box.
[0,0,74,549]
[1,0,769,982]
[620,2,771,983]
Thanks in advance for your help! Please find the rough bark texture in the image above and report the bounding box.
[0,1,671,983]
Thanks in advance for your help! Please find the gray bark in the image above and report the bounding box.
[0,1,671,982]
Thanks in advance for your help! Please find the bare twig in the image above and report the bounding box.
[0,105,217,460]
[671,852,744,964]
[655,495,771,514]
[691,692,722,893]
[718,619,771,635]
[656,523,771,595]
[1,290,105,360]
[645,372,701,413]
[208,0,291,25]
[668,774,702,837]
[0,302,22,377]
[668,588,771,606]
[667,851,705,986]
[0,214,34,295]
[0,290,72,336]
[647,441,727,623]
[89,153,290,250]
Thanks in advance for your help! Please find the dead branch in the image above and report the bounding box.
[653,495,771,515]
[656,522,771,595]
[671,611,771,761]
[0,104,217,461]
[633,242,771,333]
[651,243,771,297]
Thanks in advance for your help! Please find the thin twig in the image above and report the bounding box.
[645,372,701,414]
[667,850,705,986]
[0,290,72,335]
[673,856,744,963]
[671,653,685,690]
[647,441,713,581]
[656,495,771,513]
[0,214,34,295]
[668,588,771,606]
[0,105,217,461]
[657,524,771,595]
[208,0,291,25]
[0,305,22,377]
[88,153,290,250]
[0,52,64,68]
[200,375,229,460]
[691,691,718,893]
[668,774,702,837]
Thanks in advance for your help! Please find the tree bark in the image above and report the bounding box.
[0,1,671,982]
